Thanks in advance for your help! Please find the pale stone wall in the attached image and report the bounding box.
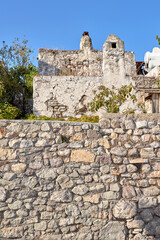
[34,34,137,117]
[0,115,160,239]
[102,35,136,88]
[33,75,103,118]
[38,49,103,77]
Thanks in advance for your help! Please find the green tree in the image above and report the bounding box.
[90,84,137,113]
[156,35,160,46]
[0,37,38,115]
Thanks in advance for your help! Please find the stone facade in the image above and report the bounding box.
[34,32,137,118]
[0,114,160,239]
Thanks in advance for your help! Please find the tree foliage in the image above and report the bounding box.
[156,35,160,46]
[90,84,137,113]
[0,37,38,115]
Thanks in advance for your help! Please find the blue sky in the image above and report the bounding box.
[0,0,160,66]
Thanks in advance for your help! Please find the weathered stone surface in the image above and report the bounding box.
[110,147,127,156]
[50,157,63,167]
[154,205,160,217]
[11,163,26,173]
[122,186,136,198]
[83,194,100,204]
[8,200,22,210]
[144,216,160,236]
[102,191,119,200]
[3,172,17,181]
[138,197,157,208]
[113,199,137,219]
[20,140,33,148]
[136,120,148,129]
[72,185,88,195]
[0,226,23,238]
[140,148,155,158]
[98,138,110,149]
[36,168,57,179]
[41,122,50,131]
[71,149,95,162]
[99,221,126,240]
[125,120,135,129]
[142,186,160,196]
[0,187,6,201]
[34,221,47,230]
[127,219,144,229]
[50,190,72,202]
[140,209,154,222]
[65,204,80,216]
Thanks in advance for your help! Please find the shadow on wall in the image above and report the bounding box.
[38,61,60,75]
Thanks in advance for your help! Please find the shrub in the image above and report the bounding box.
[0,102,21,119]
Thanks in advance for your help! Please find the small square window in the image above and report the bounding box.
[112,43,116,48]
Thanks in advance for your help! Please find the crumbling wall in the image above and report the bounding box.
[38,49,103,77]
[0,115,160,240]
[33,75,103,118]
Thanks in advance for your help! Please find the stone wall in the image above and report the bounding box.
[0,114,160,240]
[38,49,103,77]
[33,75,103,118]
[34,33,137,118]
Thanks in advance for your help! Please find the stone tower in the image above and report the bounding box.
[103,34,136,88]
[80,32,93,50]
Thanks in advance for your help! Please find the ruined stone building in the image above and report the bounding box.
[33,32,160,117]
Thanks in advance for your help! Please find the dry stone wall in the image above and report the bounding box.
[0,114,160,240]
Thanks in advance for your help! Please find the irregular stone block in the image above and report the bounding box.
[136,120,148,129]
[148,171,160,178]
[0,187,6,201]
[142,186,160,196]
[122,186,136,198]
[127,219,144,229]
[102,191,119,200]
[113,199,137,219]
[110,147,127,157]
[140,148,155,158]
[99,221,126,240]
[140,209,154,222]
[19,140,33,148]
[0,226,23,238]
[11,163,26,173]
[65,204,80,216]
[71,149,95,162]
[34,221,47,231]
[83,194,100,204]
[125,120,135,129]
[50,190,72,202]
[154,205,160,217]
[98,138,110,149]
[72,185,88,195]
[129,158,148,164]
[36,168,57,179]
[8,200,22,210]
[138,197,157,208]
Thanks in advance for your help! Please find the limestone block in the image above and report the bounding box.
[113,199,137,219]
[110,147,127,157]
[11,163,26,173]
[99,221,126,240]
[72,185,88,195]
[71,149,95,162]
[122,186,136,199]
[83,194,100,204]
[0,187,6,201]
[36,168,57,179]
[98,138,110,149]
[138,197,157,208]
[0,226,23,238]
